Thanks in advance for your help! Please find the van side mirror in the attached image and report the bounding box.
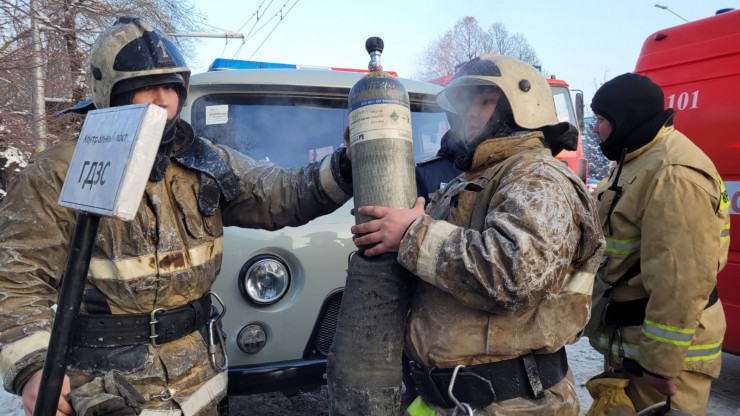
[574,91,585,132]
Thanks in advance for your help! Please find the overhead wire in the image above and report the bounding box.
[231,0,275,58]
[221,0,271,57]
[245,0,300,60]
[205,0,299,61]
[242,0,274,40]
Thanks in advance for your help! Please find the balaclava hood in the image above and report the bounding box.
[591,73,675,161]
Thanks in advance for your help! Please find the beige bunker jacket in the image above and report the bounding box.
[590,126,729,380]
[398,133,605,414]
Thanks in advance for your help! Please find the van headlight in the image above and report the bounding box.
[239,255,290,305]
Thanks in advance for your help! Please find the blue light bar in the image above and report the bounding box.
[208,58,296,71]
[205,58,399,76]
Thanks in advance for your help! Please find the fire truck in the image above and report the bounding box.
[634,8,739,354]
[428,74,588,183]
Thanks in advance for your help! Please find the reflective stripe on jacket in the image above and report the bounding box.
[591,125,729,379]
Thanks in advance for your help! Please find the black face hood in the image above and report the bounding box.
[591,73,672,160]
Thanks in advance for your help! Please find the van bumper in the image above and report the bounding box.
[226,359,327,395]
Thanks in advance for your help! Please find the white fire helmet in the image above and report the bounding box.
[436,54,558,130]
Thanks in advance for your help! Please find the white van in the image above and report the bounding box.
[181,60,447,395]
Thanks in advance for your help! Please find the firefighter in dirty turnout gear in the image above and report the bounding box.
[587,73,729,416]
[0,17,352,416]
[350,54,605,415]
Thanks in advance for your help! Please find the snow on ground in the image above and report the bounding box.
[567,337,603,413]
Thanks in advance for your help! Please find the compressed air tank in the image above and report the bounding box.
[327,37,414,415]
[348,36,416,227]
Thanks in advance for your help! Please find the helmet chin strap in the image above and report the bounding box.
[161,116,179,144]
[148,114,185,182]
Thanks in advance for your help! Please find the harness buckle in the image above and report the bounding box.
[207,291,228,372]
[448,365,474,416]
[149,307,166,347]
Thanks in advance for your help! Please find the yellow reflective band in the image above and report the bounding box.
[592,333,639,360]
[417,220,457,284]
[407,396,436,416]
[180,371,228,416]
[89,238,223,280]
[561,271,595,295]
[685,339,724,362]
[604,237,641,255]
[319,154,348,205]
[721,225,730,242]
[642,319,695,346]
[0,331,51,381]
[593,333,722,364]
[718,174,730,213]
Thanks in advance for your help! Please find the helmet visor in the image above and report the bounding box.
[436,77,502,115]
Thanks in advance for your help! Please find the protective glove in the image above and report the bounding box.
[68,369,146,416]
[585,371,638,416]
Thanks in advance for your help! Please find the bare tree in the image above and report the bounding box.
[417,17,541,81]
[0,0,204,158]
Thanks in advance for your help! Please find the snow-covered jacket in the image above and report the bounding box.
[398,132,604,368]
[590,125,729,379]
[0,120,351,413]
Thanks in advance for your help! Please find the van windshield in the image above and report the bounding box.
[190,94,449,168]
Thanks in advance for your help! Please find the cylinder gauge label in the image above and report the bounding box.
[349,98,412,146]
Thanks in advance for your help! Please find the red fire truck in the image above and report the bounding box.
[634,8,740,354]
[547,78,588,183]
[428,75,589,183]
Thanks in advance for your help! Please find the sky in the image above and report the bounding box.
[186,0,736,113]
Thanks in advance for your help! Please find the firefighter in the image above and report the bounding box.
[0,16,352,416]
[351,54,605,415]
[587,73,729,416]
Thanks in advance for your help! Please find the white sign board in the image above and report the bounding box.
[58,103,167,221]
[205,105,228,125]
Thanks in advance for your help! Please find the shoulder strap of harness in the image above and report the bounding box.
[470,148,550,231]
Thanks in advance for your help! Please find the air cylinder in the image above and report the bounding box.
[327,37,415,416]
[348,36,416,229]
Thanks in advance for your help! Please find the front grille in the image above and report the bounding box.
[304,290,343,359]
